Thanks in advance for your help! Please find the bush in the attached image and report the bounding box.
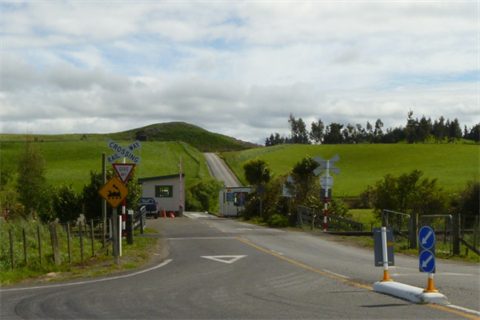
[267,214,289,228]
[185,179,223,212]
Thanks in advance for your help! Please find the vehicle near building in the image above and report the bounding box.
[137,197,159,218]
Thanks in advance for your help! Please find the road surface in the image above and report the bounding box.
[1,217,479,319]
[204,153,242,187]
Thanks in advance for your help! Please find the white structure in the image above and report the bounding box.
[138,174,185,213]
[219,186,252,217]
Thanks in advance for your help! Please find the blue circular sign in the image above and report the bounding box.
[419,226,435,250]
[419,250,436,273]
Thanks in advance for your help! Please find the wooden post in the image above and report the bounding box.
[9,230,15,270]
[126,211,134,245]
[49,223,61,266]
[67,223,72,264]
[453,212,460,255]
[79,222,84,263]
[409,213,417,249]
[90,220,95,257]
[37,225,42,266]
[102,153,107,248]
[23,228,28,266]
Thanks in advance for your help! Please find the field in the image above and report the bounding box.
[222,143,479,197]
[1,140,211,192]
[1,130,478,199]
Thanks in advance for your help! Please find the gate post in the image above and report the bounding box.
[409,213,417,249]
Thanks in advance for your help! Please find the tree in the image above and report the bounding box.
[406,111,419,143]
[185,178,223,212]
[310,119,325,144]
[15,140,50,219]
[323,123,344,144]
[448,118,462,143]
[53,183,82,225]
[418,116,431,143]
[291,155,319,203]
[243,159,271,186]
[365,170,448,220]
[374,119,384,143]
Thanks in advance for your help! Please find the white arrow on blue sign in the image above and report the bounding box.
[419,226,435,250]
[419,250,436,273]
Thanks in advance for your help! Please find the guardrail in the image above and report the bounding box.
[135,206,147,233]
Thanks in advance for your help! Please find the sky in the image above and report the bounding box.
[1,1,478,145]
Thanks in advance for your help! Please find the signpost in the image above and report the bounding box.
[374,227,394,282]
[99,176,129,264]
[106,140,142,164]
[419,226,438,292]
[313,154,340,231]
[112,163,136,183]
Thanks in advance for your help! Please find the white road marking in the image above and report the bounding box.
[447,304,480,316]
[0,259,173,292]
[167,237,236,240]
[322,269,350,279]
[271,250,284,256]
[201,255,247,264]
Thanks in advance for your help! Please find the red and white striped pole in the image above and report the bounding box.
[323,160,330,232]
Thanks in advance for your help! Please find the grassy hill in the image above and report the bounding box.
[1,140,211,192]
[222,143,479,198]
[2,123,478,199]
[0,122,259,152]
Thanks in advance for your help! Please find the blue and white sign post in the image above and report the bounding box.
[419,226,438,293]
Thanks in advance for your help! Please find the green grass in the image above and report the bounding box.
[223,143,479,197]
[0,219,159,286]
[1,140,211,192]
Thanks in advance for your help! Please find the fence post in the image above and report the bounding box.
[67,223,72,264]
[79,222,84,263]
[452,212,460,255]
[23,228,28,266]
[126,211,134,245]
[37,225,42,266]
[9,230,15,270]
[49,223,61,266]
[409,213,417,249]
[90,220,95,257]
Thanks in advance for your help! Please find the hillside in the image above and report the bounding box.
[111,122,259,152]
[0,122,258,153]
[222,143,480,198]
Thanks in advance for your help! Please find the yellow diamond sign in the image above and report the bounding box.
[99,176,128,208]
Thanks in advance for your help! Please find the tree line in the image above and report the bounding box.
[265,112,480,146]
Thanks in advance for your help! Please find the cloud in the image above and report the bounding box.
[1,2,478,145]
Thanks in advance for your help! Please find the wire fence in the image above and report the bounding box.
[0,219,110,272]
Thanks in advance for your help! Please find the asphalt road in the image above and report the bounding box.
[204,153,242,187]
[1,217,479,319]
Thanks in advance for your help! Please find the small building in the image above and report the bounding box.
[219,186,252,217]
[138,174,185,214]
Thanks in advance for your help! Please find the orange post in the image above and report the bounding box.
[381,270,393,282]
[424,273,438,293]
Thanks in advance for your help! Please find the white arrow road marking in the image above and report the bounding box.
[201,255,246,264]
[422,254,434,268]
[421,230,433,245]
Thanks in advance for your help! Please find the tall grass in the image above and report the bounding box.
[0,218,104,284]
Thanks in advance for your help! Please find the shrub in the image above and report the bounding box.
[185,178,223,212]
[267,214,289,228]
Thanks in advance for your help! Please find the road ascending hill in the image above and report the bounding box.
[204,153,242,187]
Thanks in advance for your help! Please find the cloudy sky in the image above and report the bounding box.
[1,1,478,144]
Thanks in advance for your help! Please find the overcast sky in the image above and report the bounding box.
[1,1,478,144]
